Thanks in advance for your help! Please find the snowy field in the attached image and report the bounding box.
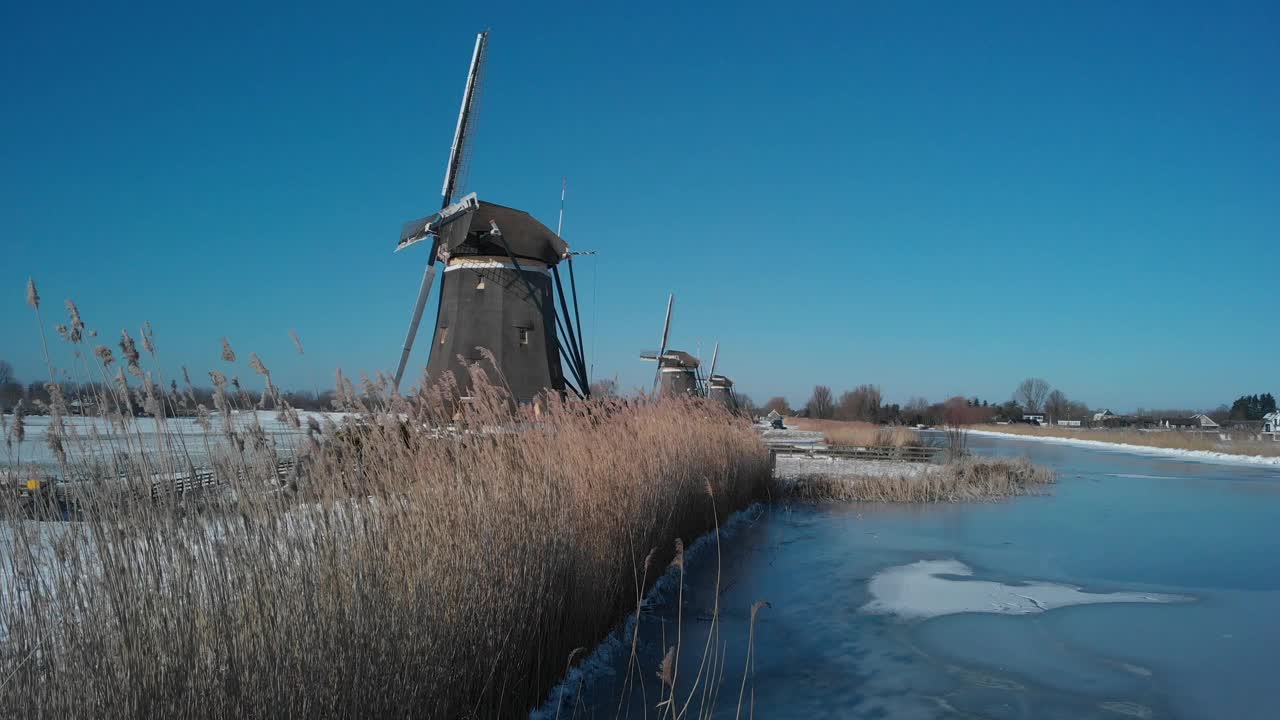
[2,410,356,470]
[968,428,1280,467]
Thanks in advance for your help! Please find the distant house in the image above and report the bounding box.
[1192,413,1220,429]
[1264,411,1280,437]
[1023,412,1046,426]
[1160,417,1197,429]
[1091,409,1128,428]
[1055,418,1084,427]
[68,399,96,416]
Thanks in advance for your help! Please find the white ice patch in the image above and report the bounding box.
[861,559,1191,620]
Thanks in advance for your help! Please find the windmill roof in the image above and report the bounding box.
[659,350,700,369]
[453,201,568,265]
[400,198,569,265]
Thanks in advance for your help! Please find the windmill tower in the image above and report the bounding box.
[640,294,702,398]
[704,342,739,411]
[392,32,590,402]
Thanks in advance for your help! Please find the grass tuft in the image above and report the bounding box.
[779,457,1055,503]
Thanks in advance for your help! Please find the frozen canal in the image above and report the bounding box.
[558,433,1280,719]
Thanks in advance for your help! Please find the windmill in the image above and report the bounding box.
[639,294,701,398]
[392,31,590,402]
[704,341,739,411]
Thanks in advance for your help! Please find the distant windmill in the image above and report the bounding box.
[639,294,701,398]
[704,341,739,411]
[391,31,590,402]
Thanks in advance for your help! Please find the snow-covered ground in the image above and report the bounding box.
[968,429,1280,467]
[775,454,930,481]
[2,410,356,469]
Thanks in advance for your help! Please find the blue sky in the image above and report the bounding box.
[2,0,1277,411]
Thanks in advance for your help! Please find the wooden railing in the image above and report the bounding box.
[769,444,943,464]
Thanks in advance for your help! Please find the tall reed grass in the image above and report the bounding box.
[784,417,921,448]
[1,290,772,718]
[779,457,1055,503]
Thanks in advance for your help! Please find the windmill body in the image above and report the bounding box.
[400,201,568,402]
[708,374,738,410]
[392,32,590,401]
[656,351,701,398]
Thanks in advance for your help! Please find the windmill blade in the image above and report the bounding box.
[708,341,720,380]
[652,293,674,392]
[442,31,488,206]
[391,30,487,392]
[393,264,438,388]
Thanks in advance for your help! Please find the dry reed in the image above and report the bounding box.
[1,300,772,718]
[785,417,922,448]
[780,457,1055,503]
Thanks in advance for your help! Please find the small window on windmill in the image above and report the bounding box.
[438,327,448,346]
[518,327,530,346]
[475,275,485,290]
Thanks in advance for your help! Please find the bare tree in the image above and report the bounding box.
[807,385,834,419]
[1014,378,1051,414]
[763,396,792,415]
[588,378,618,398]
[837,384,882,422]
[0,360,22,412]
[1045,389,1069,423]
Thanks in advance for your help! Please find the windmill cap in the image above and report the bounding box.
[400,198,569,265]
[658,350,700,368]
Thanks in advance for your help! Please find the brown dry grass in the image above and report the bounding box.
[1,294,772,719]
[974,424,1280,457]
[785,417,921,448]
[781,457,1055,503]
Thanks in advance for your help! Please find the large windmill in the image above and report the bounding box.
[639,294,702,398]
[392,31,590,403]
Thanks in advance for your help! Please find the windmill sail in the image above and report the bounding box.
[393,31,489,390]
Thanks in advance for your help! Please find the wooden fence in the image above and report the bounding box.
[768,443,943,464]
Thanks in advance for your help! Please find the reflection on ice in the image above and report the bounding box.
[863,559,1192,619]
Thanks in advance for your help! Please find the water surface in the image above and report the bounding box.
[563,434,1280,719]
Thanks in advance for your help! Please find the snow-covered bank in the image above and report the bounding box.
[530,503,766,719]
[968,429,1280,467]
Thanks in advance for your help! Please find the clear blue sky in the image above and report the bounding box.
[3,0,1277,411]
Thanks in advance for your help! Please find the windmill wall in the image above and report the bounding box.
[658,368,700,398]
[425,258,564,403]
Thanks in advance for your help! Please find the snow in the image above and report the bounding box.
[2,410,355,469]
[775,454,930,480]
[968,429,1280,467]
[861,559,1192,620]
